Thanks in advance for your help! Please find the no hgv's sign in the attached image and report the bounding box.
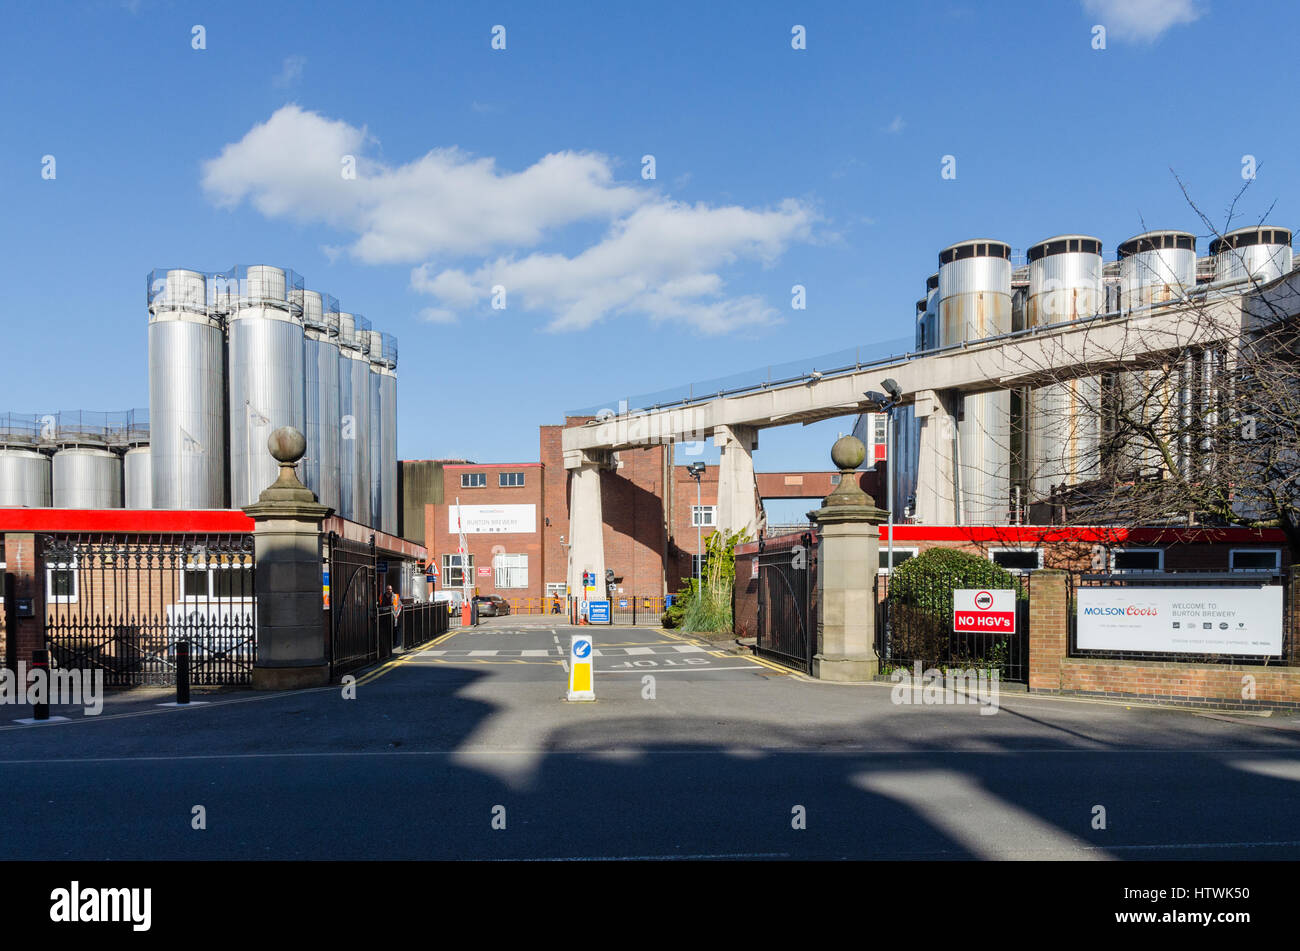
[952,589,1016,634]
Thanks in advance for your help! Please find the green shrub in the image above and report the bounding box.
[888,547,1024,619]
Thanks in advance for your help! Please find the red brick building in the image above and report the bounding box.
[416,420,888,608]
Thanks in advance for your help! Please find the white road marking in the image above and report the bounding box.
[599,665,760,673]
[625,647,654,655]
[468,650,499,657]
[672,645,706,653]
[521,650,550,657]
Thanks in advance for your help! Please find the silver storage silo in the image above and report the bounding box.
[300,291,342,512]
[1210,226,1293,284]
[336,312,372,525]
[226,265,306,508]
[914,299,927,352]
[373,332,398,535]
[148,268,226,509]
[938,240,1012,524]
[53,445,123,508]
[1115,232,1196,476]
[1025,236,1104,498]
[1118,230,1196,311]
[923,274,938,351]
[124,443,152,508]
[0,414,52,508]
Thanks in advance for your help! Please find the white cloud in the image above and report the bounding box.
[418,307,458,325]
[884,116,905,134]
[202,106,815,333]
[273,54,306,88]
[1082,0,1203,42]
[413,199,814,334]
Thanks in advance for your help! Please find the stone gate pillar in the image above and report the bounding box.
[242,427,333,690]
[808,435,887,681]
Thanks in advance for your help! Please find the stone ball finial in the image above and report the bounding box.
[268,426,306,464]
[831,434,866,471]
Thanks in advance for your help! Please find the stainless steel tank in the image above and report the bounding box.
[923,273,938,350]
[1025,236,1104,498]
[0,447,52,507]
[370,331,398,535]
[938,240,1012,524]
[226,265,306,508]
[1118,230,1196,311]
[300,291,341,512]
[124,444,152,509]
[336,312,372,524]
[53,446,123,508]
[148,268,226,509]
[1210,226,1293,284]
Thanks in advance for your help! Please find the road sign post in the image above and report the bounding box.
[566,634,595,701]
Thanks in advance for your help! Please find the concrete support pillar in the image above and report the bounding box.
[714,424,760,539]
[808,436,888,682]
[564,449,611,597]
[242,427,333,690]
[913,388,959,524]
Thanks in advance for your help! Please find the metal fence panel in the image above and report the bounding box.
[756,532,816,672]
[42,532,256,687]
[877,569,1029,683]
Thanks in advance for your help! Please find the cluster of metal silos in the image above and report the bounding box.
[0,411,150,509]
[891,223,1295,524]
[142,265,399,532]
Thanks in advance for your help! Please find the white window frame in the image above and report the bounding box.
[690,554,705,578]
[691,505,716,527]
[442,553,474,588]
[878,547,919,574]
[498,471,526,488]
[988,547,1044,574]
[545,582,566,597]
[1229,548,1282,572]
[180,559,254,602]
[1109,548,1164,573]
[493,553,528,589]
[460,472,486,488]
[46,557,79,604]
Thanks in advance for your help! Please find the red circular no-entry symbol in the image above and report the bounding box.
[974,590,994,610]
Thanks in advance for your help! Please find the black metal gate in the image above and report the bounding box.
[327,532,383,678]
[42,532,256,687]
[755,532,817,672]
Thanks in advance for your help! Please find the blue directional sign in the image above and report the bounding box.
[619,599,628,608]
[573,639,592,659]
[588,600,610,624]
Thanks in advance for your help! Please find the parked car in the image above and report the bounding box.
[431,590,464,616]
[473,594,511,617]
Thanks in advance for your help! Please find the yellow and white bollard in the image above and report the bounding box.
[566,633,595,701]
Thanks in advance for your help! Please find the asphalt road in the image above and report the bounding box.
[3,616,1299,860]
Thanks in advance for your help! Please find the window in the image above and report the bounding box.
[1230,549,1281,572]
[878,548,918,573]
[181,561,254,600]
[442,554,473,588]
[460,472,486,488]
[690,554,704,578]
[990,548,1043,573]
[545,582,566,597]
[498,471,525,488]
[46,558,78,604]
[1111,548,1163,573]
[692,506,716,527]
[494,553,528,589]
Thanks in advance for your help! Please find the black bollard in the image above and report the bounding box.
[176,641,190,705]
[31,649,49,721]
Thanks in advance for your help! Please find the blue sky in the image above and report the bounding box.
[2,0,1294,485]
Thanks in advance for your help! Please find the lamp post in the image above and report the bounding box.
[864,378,904,574]
[687,461,706,589]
